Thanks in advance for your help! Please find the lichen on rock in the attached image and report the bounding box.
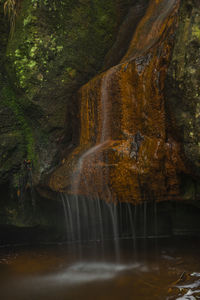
[166,0,200,176]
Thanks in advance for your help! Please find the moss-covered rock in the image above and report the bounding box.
[0,3,26,184]
[2,0,136,185]
[0,0,137,231]
[0,181,66,243]
[1,0,136,186]
[5,0,127,124]
[166,0,200,175]
[1,0,199,237]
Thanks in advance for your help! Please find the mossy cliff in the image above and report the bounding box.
[166,0,200,201]
[0,0,140,233]
[3,0,131,183]
[0,0,199,240]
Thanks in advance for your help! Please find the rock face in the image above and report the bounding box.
[0,0,139,227]
[49,0,187,204]
[1,0,136,187]
[166,0,200,178]
[0,0,200,233]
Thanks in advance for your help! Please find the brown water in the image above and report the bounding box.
[0,238,200,300]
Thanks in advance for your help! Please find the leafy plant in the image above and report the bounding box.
[1,86,37,163]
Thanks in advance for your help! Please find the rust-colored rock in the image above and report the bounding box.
[49,0,186,204]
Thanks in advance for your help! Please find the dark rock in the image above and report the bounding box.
[130,132,144,160]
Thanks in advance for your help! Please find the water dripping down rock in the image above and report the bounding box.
[49,0,186,204]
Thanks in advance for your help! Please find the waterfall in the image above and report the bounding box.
[100,67,116,143]
[63,66,127,251]
[61,193,138,254]
[107,201,120,261]
[55,0,182,250]
[128,203,137,250]
[50,0,182,204]
[71,66,116,198]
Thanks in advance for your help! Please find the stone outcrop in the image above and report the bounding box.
[0,0,136,227]
[165,0,200,200]
[0,0,135,188]
[49,0,188,204]
[0,0,199,232]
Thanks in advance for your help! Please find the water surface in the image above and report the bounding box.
[0,238,200,300]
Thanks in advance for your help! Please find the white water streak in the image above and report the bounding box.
[72,66,116,195]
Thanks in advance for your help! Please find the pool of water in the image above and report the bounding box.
[0,238,200,300]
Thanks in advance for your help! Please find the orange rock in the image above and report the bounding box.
[49,0,185,204]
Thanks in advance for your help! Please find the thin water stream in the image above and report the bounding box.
[71,66,116,198]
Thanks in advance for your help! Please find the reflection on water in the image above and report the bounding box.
[0,238,200,300]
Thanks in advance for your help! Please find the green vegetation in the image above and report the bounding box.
[0,0,137,230]
[0,0,127,191]
[1,86,36,163]
[166,0,200,173]
[5,0,119,96]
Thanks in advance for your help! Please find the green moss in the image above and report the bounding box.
[2,0,134,173]
[5,0,122,99]
[0,0,134,189]
[192,24,200,40]
[166,0,200,173]
[1,86,37,163]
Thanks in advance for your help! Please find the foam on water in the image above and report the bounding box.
[19,262,143,288]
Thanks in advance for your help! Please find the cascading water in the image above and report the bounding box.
[62,66,125,251]
[56,0,182,251]
[99,67,116,143]
[71,66,116,197]
[2,2,200,300]
[50,0,183,204]
[61,194,126,243]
